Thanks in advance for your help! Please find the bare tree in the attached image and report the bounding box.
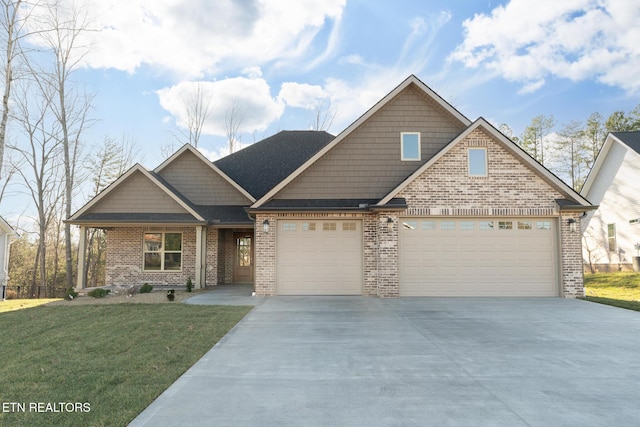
[28,0,94,289]
[225,99,244,154]
[184,82,212,148]
[520,114,556,164]
[309,98,337,132]
[9,80,64,296]
[553,120,588,190]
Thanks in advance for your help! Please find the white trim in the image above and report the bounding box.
[155,144,256,203]
[252,75,472,208]
[378,118,592,207]
[401,132,421,161]
[69,164,206,222]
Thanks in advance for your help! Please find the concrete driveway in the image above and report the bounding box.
[130,289,640,426]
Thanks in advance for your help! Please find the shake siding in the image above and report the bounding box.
[158,151,251,205]
[91,171,187,214]
[276,87,465,200]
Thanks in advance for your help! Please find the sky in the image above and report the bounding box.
[4,0,640,224]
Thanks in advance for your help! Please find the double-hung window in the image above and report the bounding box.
[607,224,617,252]
[143,232,182,271]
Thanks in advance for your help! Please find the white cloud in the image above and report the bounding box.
[449,0,640,93]
[279,82,325,109]
[24,0,346,79]
[157,75,284,137]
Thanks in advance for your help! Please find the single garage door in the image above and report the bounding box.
[400,218,558,297]
[277,219,362,295]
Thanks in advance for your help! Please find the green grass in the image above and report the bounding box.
[0,299,63,313]
[583,272,640,311]
[0,304,252,426]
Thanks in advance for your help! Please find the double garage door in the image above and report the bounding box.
[400,217,558,297]
[276,217,558,297]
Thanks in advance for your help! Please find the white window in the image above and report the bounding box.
[401,132,421,161]
[536,221,551,230]
[143,232,182,271]
[468,148,487,176]
[460,221,474,230]
[608,223,617,252]
[422,221,436,230]
[282,223,297,231]
[441,221,455,230]
[479,221,494,230]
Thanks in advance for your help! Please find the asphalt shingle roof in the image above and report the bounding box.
[214,130,335,199]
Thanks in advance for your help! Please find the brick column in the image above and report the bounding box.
[377,213,399,297]
[255,214,276,296]
[363,214,378,296]
[560,213,585,297]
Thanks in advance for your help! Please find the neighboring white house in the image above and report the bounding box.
[581,131,640,272]
[0,216,17,299]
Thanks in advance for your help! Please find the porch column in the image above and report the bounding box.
[195,225,206,289]
[76,225,87,289]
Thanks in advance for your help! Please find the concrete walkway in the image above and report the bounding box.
[130,289,640,426]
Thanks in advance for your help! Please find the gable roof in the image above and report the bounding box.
[214,130,334,199]
[68,164,206,223]
[581,131,640,197]
[155,144,255,203]
[0,216,18,238]
[252,74,472,208]
[378,118,593,208]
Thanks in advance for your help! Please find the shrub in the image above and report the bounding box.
[64,288,79,301]
[186,277,193,293]
[88,288,111,298]
[167,289,175,301]
[140,283,154,294]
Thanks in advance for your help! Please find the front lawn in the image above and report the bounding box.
[0,304,252,426]
[583,272,640,311]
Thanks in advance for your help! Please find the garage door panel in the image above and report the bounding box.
[400,217,558,297]
[277,220,362,295]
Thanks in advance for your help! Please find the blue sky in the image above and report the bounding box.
[5,0,640,221]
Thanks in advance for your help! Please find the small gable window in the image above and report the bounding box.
[401,132,421,161]
[468,148,487,176]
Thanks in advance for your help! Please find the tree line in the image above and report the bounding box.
[499,106,640,191]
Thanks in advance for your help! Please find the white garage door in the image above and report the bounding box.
[400,218,558,297]
[277,219,362,295]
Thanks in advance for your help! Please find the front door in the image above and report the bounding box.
[233,232,253,283]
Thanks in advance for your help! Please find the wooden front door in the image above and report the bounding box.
[233,232,253,283]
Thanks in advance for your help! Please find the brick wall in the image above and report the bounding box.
[254,214,276,295]
[376,212,399,297]
[106,227,196,287]
[205,228,219,286]
[560,213,585,297]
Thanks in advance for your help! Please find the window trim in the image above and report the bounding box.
[143,232,183,272]
[468,147,488,177]
[401,132,421,161]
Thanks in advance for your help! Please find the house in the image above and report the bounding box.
[581,131,640,272]
[68,75,594,297]
[0,216,18,300]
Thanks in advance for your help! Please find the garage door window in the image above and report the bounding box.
[302,222,316,231]
[282,223,297,231]
[342,223,356,231]
[323,223,337,231]
[441,221,455,230]
[479,221,494,230]
[536,221,551,230]
[518,221,532,230]
[422,221,436,230]
[460,221,474,230]
[499,221,513,230]
[402,221,417,230]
